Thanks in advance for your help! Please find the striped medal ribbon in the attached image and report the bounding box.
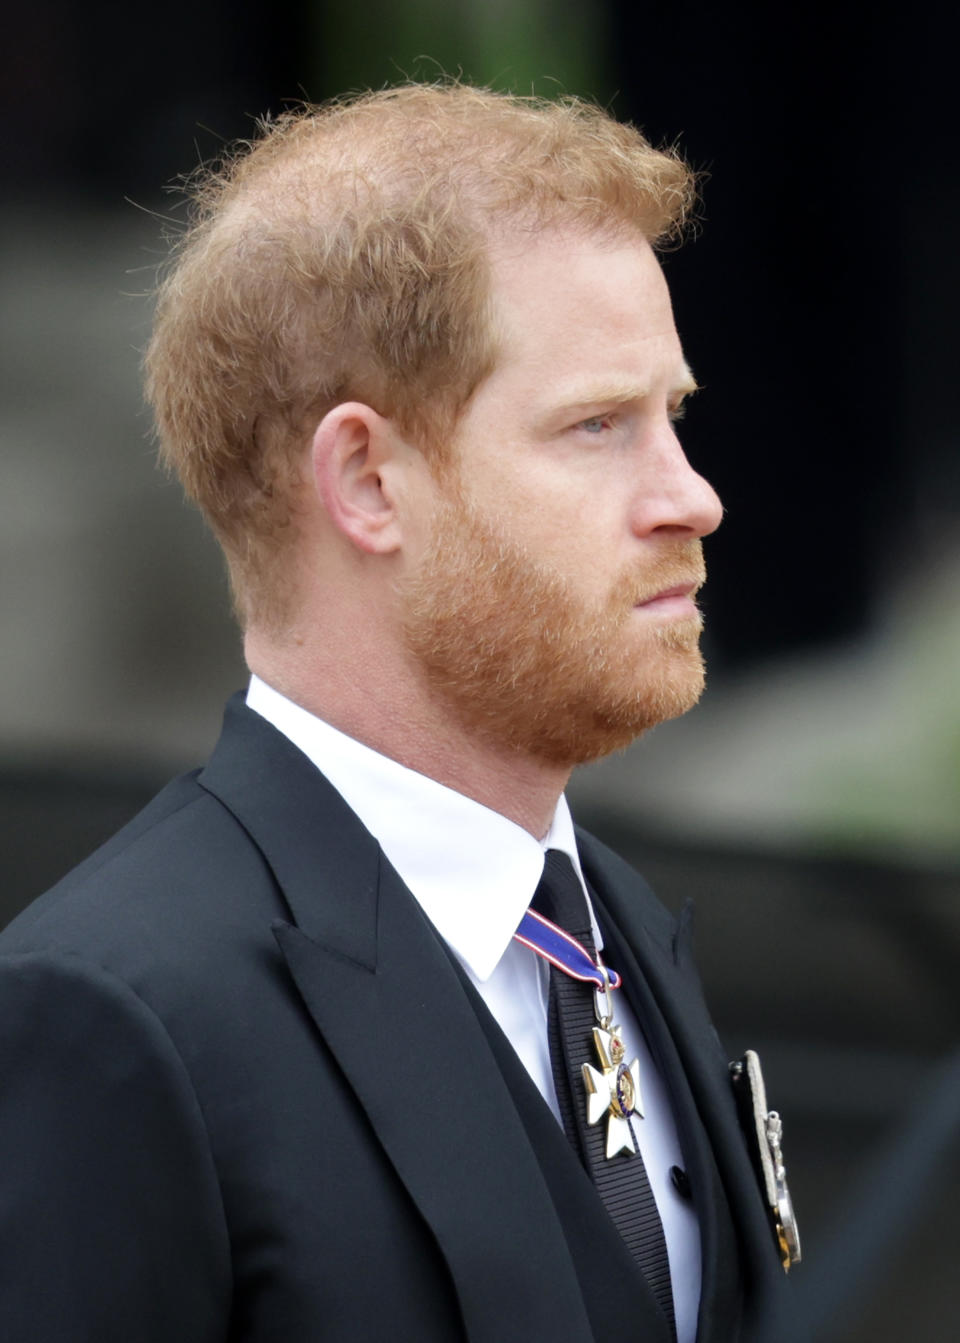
[513,909,623,991]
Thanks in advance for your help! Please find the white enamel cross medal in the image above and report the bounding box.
[581,966,643,1158]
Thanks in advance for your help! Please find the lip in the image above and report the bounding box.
[640,582,697,603]
[634,582,701,617]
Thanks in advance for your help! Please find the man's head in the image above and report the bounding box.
[399,225,721,766]
[145,83,696,632]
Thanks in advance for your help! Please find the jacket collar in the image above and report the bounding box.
[244,675,589,982]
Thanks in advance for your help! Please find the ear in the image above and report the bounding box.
[311,402,411,555]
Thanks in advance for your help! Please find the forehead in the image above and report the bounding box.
[483,225,691,403]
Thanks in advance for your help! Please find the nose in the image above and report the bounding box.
[629,426,723,540]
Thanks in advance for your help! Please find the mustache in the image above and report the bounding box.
[615,541,706,607]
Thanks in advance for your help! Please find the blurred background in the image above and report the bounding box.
[1,3,957,1338]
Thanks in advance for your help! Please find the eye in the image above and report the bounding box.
[578,415,612,434]
[668,402,687,424]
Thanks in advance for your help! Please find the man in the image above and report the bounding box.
[0,85,793,1341]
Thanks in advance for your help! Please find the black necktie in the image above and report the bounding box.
[533,849,676,1338]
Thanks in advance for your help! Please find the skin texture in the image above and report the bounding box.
[245,225,723,836]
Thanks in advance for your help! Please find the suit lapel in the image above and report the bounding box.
[198,698,594,1343]
[578,830,789,1341]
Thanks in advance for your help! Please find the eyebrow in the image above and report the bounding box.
[546,367,700,416]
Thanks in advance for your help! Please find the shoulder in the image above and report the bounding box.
[0,759,293,1057]
[0,749,300,1198]
[3,769,279,952]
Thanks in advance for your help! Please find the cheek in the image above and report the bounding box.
[486,484,610,549]
[462,456,626,587]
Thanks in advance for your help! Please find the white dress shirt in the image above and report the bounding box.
[247,675,701,1341]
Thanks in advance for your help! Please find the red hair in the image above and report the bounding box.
[145,83,695,628]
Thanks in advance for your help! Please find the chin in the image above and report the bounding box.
[518,640,708,769]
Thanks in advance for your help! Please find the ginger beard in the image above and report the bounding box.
[400,484,709,768]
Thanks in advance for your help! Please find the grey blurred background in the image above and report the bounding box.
[1,3,957,1339]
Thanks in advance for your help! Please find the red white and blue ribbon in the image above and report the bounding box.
[513,910,622,991]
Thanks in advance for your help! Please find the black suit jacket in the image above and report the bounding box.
[0,697,789,1341]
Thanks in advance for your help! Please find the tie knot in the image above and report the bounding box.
[532,849,593,943]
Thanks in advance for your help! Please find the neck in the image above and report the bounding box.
[245,628,570,839]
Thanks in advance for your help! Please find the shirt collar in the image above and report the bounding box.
[246,675,597,981]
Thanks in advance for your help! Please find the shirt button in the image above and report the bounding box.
[670,1165,692,1199]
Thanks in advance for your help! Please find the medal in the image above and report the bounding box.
[582,974,644,1157]
[514,914,640,1161]
[582,966,641,1154]
[731,1050,802,1271]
